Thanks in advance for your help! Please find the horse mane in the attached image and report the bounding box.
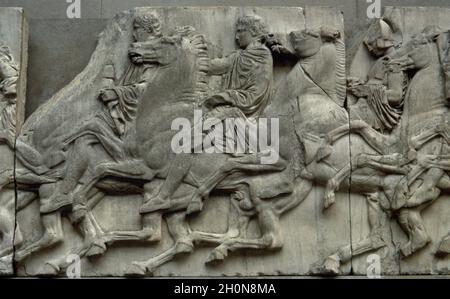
[333,36,347,107]
[169,26,210,105]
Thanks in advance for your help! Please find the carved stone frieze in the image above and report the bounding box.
[1,6,449,277]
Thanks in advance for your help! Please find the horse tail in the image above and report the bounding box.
[334,37,347,107]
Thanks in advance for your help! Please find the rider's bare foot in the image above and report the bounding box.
[436,235,450,258]
[140,194,171,214]
[186,193,203,215]
[323,179,338,210]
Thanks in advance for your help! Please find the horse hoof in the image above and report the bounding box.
[125,263,147,277]
[205,249,227,265]
[86,242,107,257]
[186,200,203,215]
[36,263,60,276]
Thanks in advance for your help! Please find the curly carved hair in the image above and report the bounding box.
[236,15,269,39]
[134,13,162,38]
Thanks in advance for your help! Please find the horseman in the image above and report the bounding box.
[37,13,164,221]
[140,15,277,214]
[0,45,18,150]
[349,18,408,133]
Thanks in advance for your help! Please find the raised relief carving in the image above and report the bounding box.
[9,6,450,277]
[312,11,450,275]
[0,44,19,274]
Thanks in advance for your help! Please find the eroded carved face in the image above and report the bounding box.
[405,37,432,69]
[290,31,322,58]
[133,21,154,42]
[235,25,255,49]
[364,38,393,57]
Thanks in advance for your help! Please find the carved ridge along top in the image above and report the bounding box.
[1,6,449,277]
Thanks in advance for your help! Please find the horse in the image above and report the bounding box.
[308,28,450,274]
[11,26,292,275]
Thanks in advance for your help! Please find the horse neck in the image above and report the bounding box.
[135,36,210,138]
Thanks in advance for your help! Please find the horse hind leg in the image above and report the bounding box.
[14,211,64,262]
[397,208,431,258]
[206,206,283,265]
[311,193,391,276]
[128,212,194,276]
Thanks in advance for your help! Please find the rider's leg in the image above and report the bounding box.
[39,138,91,214]
[140,153,194,213]
[396,208,431,258]
[406,168,443,208]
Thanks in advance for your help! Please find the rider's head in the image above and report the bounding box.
[289,30,322,58]
[235,15,269,49]
[404,33,433,69]
[0,45,18,102]
[133,13,162,42]
[364,19,395,57]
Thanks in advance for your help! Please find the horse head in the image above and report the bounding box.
[0,45,18,101]
[401,26,447,71]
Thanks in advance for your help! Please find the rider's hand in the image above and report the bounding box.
[203,95,227,108]
[348,84,369,98]
[99,89,118,102]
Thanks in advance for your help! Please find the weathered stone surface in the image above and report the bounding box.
[4,4,450,277]
[319,6,450,276]
[0,7,28,276]
[11,6,353,277]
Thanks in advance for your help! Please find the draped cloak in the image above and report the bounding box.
[203,42,273,153]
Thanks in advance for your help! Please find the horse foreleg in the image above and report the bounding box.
[15,211,64,262]
[129,212,193,276]
[206,207,282,265]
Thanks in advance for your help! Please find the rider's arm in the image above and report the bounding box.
[208,55,231,76]
[386,71,404,106]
